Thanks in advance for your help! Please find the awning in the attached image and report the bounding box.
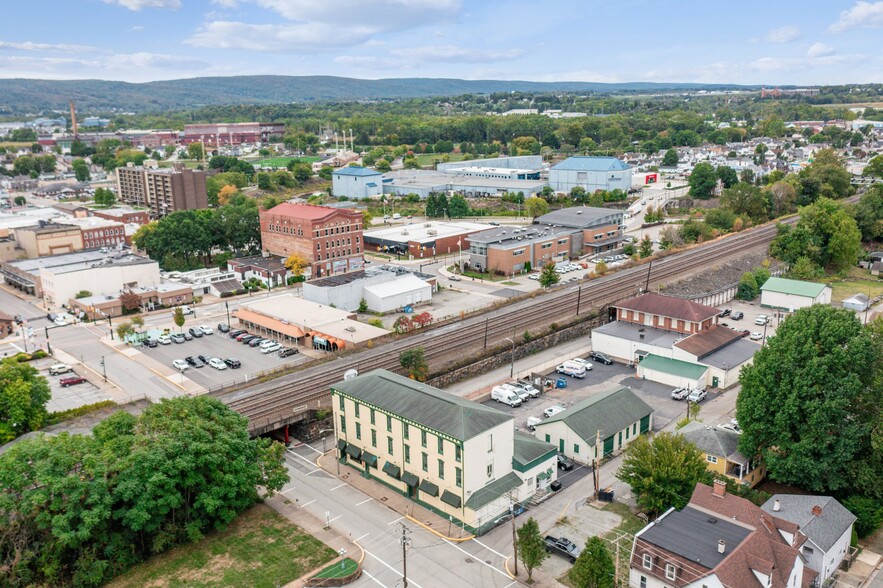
[418,479,439,497]
[441,490,462,508]
[382,461,401,479]
[537,468,553,480]
[233,308,304,339]
[362,451,378,467]
[402,471,419,488]
[345,444,362,460]
[313,336,328,345]
[337,439,348,451]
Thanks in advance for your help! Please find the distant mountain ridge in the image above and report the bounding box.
[0,75,756,115]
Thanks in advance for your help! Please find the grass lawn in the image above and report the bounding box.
[415,153,467,166]
[254,156,320,168]
[313,557,358,579]
[107,503,335,588]
[449,265,509,282]
[828,267,883,302]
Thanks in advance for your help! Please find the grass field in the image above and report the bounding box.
[107,503,335,588]
[827,266,883,302]
[415,153,467,166]
[313,557,358,579]
[254,156,321,168]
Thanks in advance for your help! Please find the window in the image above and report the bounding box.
[404,424,409,440]
[438,459,444,480]
[541,243,551,249]
[545,434,551,443]
[643,554,652,570]
[386,415,392,432]
[421,452,428,472]
[339,395,345,410]
[633,423,637,435]
[486,463,494,479]
[487,434,493,452]
[455,445,461,463]
[639,576,647,588]
[370,409,375,425]
[340,415,346,433]
[803,546,814,555]
[421,430,427,448]
[512,249,525,256]
[665,564,677,581]
[574,443,580,454]
[387,437,394,454]
[371,430,377,447]
[405,445,411,464]
[354,403,360,418]
[455,467,462,488]
[355,422,361,440]
[438,437,444,455]
[706,455,718,464]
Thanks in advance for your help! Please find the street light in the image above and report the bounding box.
[224,301,231,329]
[503,337,515,378]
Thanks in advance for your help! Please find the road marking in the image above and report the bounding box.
[387,516,404,526]
[330,483,347,491]
[356,498,373,506]
[286,448,322,469]
[441,538,510,579]
[327,514,342,524]
[361,570,387,587]
[364,550,424,588]
[302,443,324,455]
[306,469,325,476]
[354,532,370,542]
[504,582,517,588]
[472,538,508,559]
[281,486,297,495]
[301,498,317,508]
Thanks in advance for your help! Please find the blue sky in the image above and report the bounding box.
[1,0,882,84]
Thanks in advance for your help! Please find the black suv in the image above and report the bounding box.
[217,323,230,333]
[731,311,744,320]
[719,308,732,317]
[224,358,241,369]
[589,351,613,365]
[557,454,574,471]
[185,356,205,368]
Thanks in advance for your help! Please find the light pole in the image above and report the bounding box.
[44,325,52,355]
[225,301,231,329]
[99,356,107,382]
[504,337,515,378]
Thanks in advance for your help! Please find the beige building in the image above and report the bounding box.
[332,370,557,534]
[14,221,84,258]
[116,164,208,219]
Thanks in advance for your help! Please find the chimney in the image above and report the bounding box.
[713,479,727,497]
[718,540,726,554]
[812,505,823,517]
[773,499,781,512]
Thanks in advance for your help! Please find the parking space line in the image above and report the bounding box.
[330,483,347,491]
[387,516,404,526]
[286,448,322,469]
[301,498,317,508]
[356,497,373,506]
[362,570,387,587]
[327,514,342,524]
[364,551,423,588]
[472,539,508,559]
[281,486,297,495]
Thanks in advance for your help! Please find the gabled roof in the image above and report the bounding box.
[551,156,630,172]
[674,325,743,359]
[332,369,511,441]
[679,422,747,464]
[464,471,522,510]
[333,166,382,177]
[761,495,857,552]
[638,354,708,380]
[615,293,720,324]
[513,431,556,470]
[536,386,652,443]
[760,277,827,298]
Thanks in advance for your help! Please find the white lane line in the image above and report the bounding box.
[302,443,323,455]
[301,498,318,508]
[306,469,326,476]
[364,551,424,588]
[472,539,508,560]
[387,516,404,526]
[330,483,347,491]
[354,532,370,542]
[504,581,517,588]
[327,514,342,524]
[285,448,320,469]
[281,486,297,495]
[356,497,373,506]
[361,570,387,587]
[441,538,510,579]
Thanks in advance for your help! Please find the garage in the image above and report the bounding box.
[636,354,708,389]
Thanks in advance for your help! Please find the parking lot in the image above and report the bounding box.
[140,327,309,389]
[39,363,112,413]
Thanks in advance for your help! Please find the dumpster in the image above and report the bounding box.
[556,377,567,389]
[599,488,615,502]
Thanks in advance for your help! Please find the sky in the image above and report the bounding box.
[1,0,882,85]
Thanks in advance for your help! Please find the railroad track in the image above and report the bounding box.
[225,217,785,435]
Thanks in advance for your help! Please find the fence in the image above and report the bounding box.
[676,268,784,307]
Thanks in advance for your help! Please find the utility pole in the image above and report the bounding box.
[100,356,107,382]
[645,259,653,293]
[399,523,412,588]
[44,326,52,355]
[504,336,515,378]
[225,300,231,329]
[594,429,601,500]
[576,285,582,315]
[483,317,489,350]
[509,492,519,576]
[614,533,621,586]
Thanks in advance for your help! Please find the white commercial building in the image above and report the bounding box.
[363,274,432,314]
[303,265,436,313]
[331,166,383,199]
[760,277,831,311]
[549,156,632,194]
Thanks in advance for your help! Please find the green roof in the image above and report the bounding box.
[464,471,522,510]
[333,369,512,441]
[638,354,707,379]
[536,386,653,444]
[760,276,827,298]
[513,432,556,472]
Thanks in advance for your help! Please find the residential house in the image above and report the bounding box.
[679,422,765,488]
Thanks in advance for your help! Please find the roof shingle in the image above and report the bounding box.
[536,386,652,443]
[615,293,720,324]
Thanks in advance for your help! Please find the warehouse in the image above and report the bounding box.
[363,274,432,314]
[304,265,436,313]
[382,170,546,199]
[363,220,492,259]
[759,277,831,311]
[331,166,384,200]
[636,354,708,389]
[549,156,632,194]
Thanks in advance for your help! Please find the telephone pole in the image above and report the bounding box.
[594,429,601,500]
[508,491,519,576]
[399,522,412,587]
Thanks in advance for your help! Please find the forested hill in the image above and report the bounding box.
[0,75,751,115]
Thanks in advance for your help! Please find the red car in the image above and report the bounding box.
[60,376,87,387]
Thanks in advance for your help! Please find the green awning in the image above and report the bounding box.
[418,479,439,497]
[402,471,419,488]
[382,461,400,479]
[337,439,348,451]
[465,472,523,510]
[537,468,553,480]
[345,444,362,459]
[362,451,378,466]
[441,490,462,508]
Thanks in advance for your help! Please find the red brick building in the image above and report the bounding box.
[613,293,719,335]
[91,208,150,226]
[260,203,364,279]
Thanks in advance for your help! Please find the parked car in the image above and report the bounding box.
[145,338,158,348]
[198,325,214,335]
[278,347,299,358]
[491,385,522,407]
[719,308,731,317]
[229,329,245,338]
[185,356,205,368]
[671,386,690,400]
[557,454,574,471]
[511,502,527,517]
[528,274,540,281]
[556,361,586,378]
[157,334,172,345]
[736,329,750,338]
[172,359,189,371]
[217,323,230,333]
[750,332,763,340]
[503,383,530,404]
[259,339,278,351]
[197,354,210,365]
[589,351,614,365]
[238,333,256,342]
[449,274,462,281]
[543,405,566,418]
[224,358,242,369]
[171,334,186,344]
[526,416,543,431]
[261,342,282,354]
[208,357,227,370]
[688,389,708,403]
[731,311,744,320]
[53,315,71,326]
[248,337,265,347]
[60,376,86,387]
[48,363,72,375]
[511,380,540,398]
[545,535,581,563]
[182,331,193,341]
[188,327,203,338]
[571,357,594,370]
[718,422,742,434]
[755,315,769,325]
[173,305,194,315]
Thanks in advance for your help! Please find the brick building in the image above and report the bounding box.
[91,207,150,226]
[534,206,624,256]
[116,164,208,218]
[260,203,364,279]
[180,122,285,147]
[363,221,491,260]
[467,225,573,275]
[14,222,83,258]
[613,293,719,335]
[59,217,127,250]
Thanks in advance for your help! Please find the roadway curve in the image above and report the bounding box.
[222,218,788,435]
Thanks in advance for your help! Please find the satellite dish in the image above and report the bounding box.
[344,369,359,381]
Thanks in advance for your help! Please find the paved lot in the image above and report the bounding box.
[40,363,113,412]
[141,329,308,389]
[716,299,782,341]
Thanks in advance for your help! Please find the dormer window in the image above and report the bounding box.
[643,553,652,570]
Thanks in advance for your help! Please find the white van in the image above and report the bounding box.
[491,385,522,407]
[392,213,402,220]
[526,416,543,430]
[503,383,530,404]
[556,361,587,378]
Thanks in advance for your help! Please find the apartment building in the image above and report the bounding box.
[56,217,127,250]
[260,203,364,279]
[115,164,208,218]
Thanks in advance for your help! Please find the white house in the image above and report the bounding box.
[760,277,831,311]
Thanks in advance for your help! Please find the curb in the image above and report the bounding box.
[503,556,517,580]
[404,514,475,543]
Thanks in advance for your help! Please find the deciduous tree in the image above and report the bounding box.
[399,347,428,381]
[516,517,547,582]
[662,148,679,166]
[284,253,308,278]
[0,358,51,442]
[538,262,560,288]
[639,235,653,258]
[688,162,717,199]
[524,196,549,219]
[569,537,615,588]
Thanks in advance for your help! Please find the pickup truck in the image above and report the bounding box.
[545,535,581,563]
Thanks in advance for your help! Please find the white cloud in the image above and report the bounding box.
[131,25,145,31]
[0,52,209,82]
[250,0,460,29]
[334,55,409,70]
[212,0,239,7]
[389,45,524,63]
[0,40,97,53]
[186,21,375,52]
[764,25,800,43]
[107,52,208,69]
[806,42,834,58]
[830,1,883,32]
[103,0,181,10]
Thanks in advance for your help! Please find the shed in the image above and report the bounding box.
[636,353,708,389]
[842,293,869,312]
[760,277,831,311]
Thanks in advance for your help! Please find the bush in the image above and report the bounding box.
[30,350,48,360]
[368,318,384,329]
[843,496,883,538]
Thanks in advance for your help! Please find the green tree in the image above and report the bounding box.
[399,347,428,381]
[704,207,736,231]
[569,537,615,588]
[737,305,880,494]
[716,166,739,189]
[770,198,862,271]
[594,260,608,275]
[538,262,560,288]
[0,358,51,442]
[256,172,275,191]
[765,180,798,217]
[662,148,679,166]
[854,184,883,241]
[374,158,391,173]
[788,256,824,281]
[318,165,334,180]
[524,196,549,218]
[616,432,708,516]
[570,186,587,203]
[173,306,185,331]
[688,162,717,199]
[797,148,854,203]
[93,187,116,207]
[116,321,135,340]
[72,158,90,181]
[864,155,883,178]
[186,142,205,161]
[447,194,469,218]
[639,235,653,258]
[735,271,759,300]
[720,183,768,223]
[516,517,547,582]
[13,195,26,206]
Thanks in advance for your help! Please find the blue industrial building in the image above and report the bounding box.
[332,166,384,199]
[549,156,632,194]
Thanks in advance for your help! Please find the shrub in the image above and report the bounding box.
[30,350,48,360]
[843,496,883,538]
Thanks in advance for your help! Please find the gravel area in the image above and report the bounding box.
[659,252,782,299]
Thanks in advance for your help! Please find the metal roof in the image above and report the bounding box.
[333,166,382,177]
[761,495,857,552]
[464,471,522,510]
[535,386,652,443]
[332,369,512,441]
[550,156,630,172]
[760,277,827,298]
[639,354,708,380]
[513,432,556,470]
[535,206,623,229]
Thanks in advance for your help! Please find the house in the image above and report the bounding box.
[331,166,383,199]
[760,277,831,311]
[532,386,653,463]
[679,422,765,487]
[762,495,856,583]
[636,354,708,389]
[612,293,720,336]
[629,481,817,588]
[331,369,557,534]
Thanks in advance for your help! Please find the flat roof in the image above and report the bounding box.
[639,354,708,379]
[535,206,623,229]
[383,170,546,192]
[640,506,752,570]
[363,274,430,298]
[364,220,493,245]
[308,265,434,288]
[592,321,683,348]
[674,325,743,359]
[551,156,630,172]
[468,225,573,249]
[6,248,154,275]
[50,216,123,229]
[699,338,758,370]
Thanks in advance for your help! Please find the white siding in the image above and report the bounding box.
[761,287,831,311]
[591,331,673,364]
[636,363,706,389]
